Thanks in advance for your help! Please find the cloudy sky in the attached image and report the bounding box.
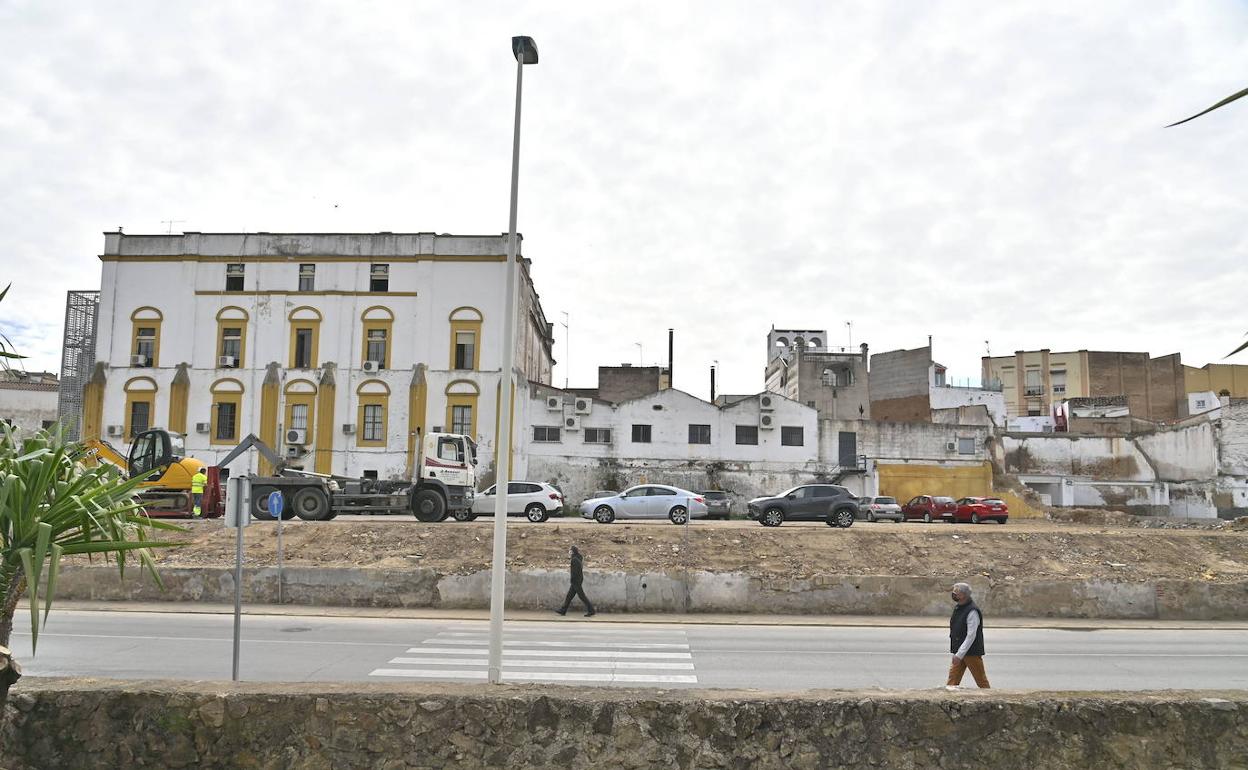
[1,0,1245,399]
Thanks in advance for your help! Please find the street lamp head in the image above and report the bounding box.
[512,36,539,64]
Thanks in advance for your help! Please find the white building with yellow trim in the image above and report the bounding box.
[83,231,555,478]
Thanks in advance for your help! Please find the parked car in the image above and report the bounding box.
[580,485,708,524]
[469,481,563,522]
[856,496,903,522]
[746,484,858,528]
[700,490,733,519]
[953,497,1009,524]
[900,495,959,523]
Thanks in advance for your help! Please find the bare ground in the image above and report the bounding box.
[123,514,1248,584]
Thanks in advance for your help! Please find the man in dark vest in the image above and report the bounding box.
[947,581,990,688]
[556,546,596,617]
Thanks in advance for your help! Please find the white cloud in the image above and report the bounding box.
[1,0,1246,396]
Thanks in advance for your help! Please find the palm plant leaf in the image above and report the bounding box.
[1228,336,1248,359]
[1168,86,1248,127]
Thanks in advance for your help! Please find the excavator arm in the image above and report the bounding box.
[214,433,286,474]
[82,438,130,471]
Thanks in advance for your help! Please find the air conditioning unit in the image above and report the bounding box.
[106,425,124,437]
[362,360,381,373]
[218,355,236,368]
[195,422,211,434]
[342,423,356,434]
[130,354,147,367]
[574,397,592,415]
[563,415,581,431]
[759,394,775,411]
[759,413,775,430]
[286,428,307,445]
[546,396,562,411]
[946,441,956,452]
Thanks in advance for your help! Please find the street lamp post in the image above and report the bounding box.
[488,35,538,686]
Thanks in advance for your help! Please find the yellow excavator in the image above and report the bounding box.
[83,429,211,518]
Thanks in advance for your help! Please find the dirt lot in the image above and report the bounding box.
[133,514,1248,584]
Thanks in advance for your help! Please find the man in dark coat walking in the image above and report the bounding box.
[946,581,989,688]
[556,546,595,616]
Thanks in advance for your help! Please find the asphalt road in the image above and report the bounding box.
[10,610,1248,690]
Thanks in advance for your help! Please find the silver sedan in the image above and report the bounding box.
[580,484,709,524]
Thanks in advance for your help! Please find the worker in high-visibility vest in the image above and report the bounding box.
[190,469,208,518]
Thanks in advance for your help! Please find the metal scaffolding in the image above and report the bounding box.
[57,290,99,441]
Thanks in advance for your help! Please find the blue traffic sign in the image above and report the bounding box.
[268,491,284,518]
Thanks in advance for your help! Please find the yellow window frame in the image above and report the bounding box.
[215,307,249,368]
[130,307,163,368]
[284,392,317,443]
[449,321,482,370]
[357,394,389,447]
[210,378,245,446]
[445,393,479,438]
[288,320,321,369]
[123,377,158,441]
[361,320,393,369]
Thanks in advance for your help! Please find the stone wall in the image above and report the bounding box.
[3,680,1245,770]
[51,565,1248,620]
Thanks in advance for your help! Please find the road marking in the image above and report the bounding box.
[369,668,697,684]
[388,657,695,670]
[425,638,691,649]
[408,647,692,659]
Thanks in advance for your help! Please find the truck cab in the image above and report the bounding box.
[410,431,478,521]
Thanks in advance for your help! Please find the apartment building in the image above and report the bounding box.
[83,231,555,478]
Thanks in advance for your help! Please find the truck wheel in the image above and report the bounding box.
[411,489,447,522]
[250,485,279,520]
[293,487,331,521]
[452,509,477,522]
[525,504,548,523]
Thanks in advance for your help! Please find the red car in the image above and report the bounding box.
[900,495,958,523]
[952,497,1009,524]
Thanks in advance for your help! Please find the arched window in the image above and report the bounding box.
[123,376,158,440]
[284,379,317,444]
[356,380,391,447]
[210,378,245,445]
[445,379,480,437]
[215,306,249,369]
[775,336,789,349]
[361,306,395,370]
[449,307,483,371]
[288,306,322,369]
[130,307,163,368]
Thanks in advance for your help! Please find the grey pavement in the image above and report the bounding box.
[10,606,1248,691]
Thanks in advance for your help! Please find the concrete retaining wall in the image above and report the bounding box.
[3,679,1245,769]
[53,565,1248,620]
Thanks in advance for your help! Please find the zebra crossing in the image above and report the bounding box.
[369,624,698,685]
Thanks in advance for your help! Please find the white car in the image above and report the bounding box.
[467,481,563,523]
[580,484,709,524]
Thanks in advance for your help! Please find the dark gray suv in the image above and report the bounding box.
[746,484,858,528]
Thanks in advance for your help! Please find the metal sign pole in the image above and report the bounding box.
[226,475,251,682]
[273,491,285,605]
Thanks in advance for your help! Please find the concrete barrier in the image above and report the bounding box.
[51,565,1248,620]
[2,679,1245,769]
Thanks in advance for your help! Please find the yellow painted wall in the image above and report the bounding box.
[876,462,1042,518]
[1184,364,1248,397]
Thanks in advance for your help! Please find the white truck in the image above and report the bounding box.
[210,430,478,522]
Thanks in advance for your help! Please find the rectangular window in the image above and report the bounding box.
[129,401,151,438]
[290,404,309,431]
[454,331,476,370]
[219,327,241,365]
[584,428,612,444]
[363,404,384,442]
[1024,368,1043,396]
[735,425,758,445]
[370,263,389,292]
[134,328,156,366]
[293,328,314,368]
[298,264,315,291]
[688,424,711,444]
[631,424,652,443]
[225,263,245,291]
[958,437,976,455]
[781,426,804,446]
[451,405,472,435]
[1196,399,1207,409]
[215,402,237,441]
[533,426,561,442]
[366,328,388,367]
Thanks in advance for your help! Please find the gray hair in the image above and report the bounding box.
[952,582,972,597]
